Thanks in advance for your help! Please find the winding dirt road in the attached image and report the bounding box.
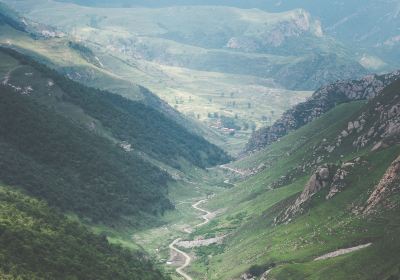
[169,238,194,280]
[169,199,211,280]
[192,199,212,227]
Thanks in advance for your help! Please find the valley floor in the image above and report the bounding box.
[130,167,230,280]
[168,199,213,280]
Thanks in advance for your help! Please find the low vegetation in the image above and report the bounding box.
[187,80,400,279]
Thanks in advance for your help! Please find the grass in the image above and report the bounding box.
[181,99,400,279]
[197,144,400,279]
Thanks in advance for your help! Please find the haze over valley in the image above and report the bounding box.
[0,1,400,280]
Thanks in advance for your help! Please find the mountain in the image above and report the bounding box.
[0,1,220,144]
[0,46,229,224]
[2,2,400,279]
[5,0,367,91]
[0,185,169,280]
[185,77,400,279]
[246,70,400,152]
[56,0,400,71]
[1,0,372,154]
[0,5,231,278]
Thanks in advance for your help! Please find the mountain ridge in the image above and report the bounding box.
[246,70,400,152]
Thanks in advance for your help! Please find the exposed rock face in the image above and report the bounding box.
[276,160,361,223]
[325,162,357,199]
[363,155,400,214]
[277,165,334,223]
[260,270,273,280]
[245,71,400,152]
[352,92,400,151]
[240,273,256,280]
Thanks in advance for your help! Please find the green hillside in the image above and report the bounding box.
[0,3,243,153]
[0,2,219,146]
[0,185,169,280]
[1,2,399,280]
[0,82,171,223]
[1,48,229,168]
[182,79,400,279]
[0,47,229,223]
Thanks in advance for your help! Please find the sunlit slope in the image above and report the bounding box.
[187,79,400,279]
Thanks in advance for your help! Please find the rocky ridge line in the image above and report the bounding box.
[245,70,400,153]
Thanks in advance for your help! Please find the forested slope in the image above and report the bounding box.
[0,47,229,224]
[0,185,170,280]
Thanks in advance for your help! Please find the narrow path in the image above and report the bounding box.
[192,199,211,228]
[169,238,193,280]
[169,199,212,280]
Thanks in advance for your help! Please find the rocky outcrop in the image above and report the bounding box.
[277,165,334,223]
[311,79,400,157]
[351,85,400,151]
[363,155,400,215]
[245,71,400,152]
[240,273,256,280]
[325,161,357,199]
[276,159,362,223]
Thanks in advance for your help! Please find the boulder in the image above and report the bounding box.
[348,122,355,131]
[341,130,349,137]
[278,165,333,223]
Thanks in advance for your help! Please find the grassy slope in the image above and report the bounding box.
[185,97,400,279]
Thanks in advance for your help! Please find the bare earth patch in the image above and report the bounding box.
[314,243,372,261]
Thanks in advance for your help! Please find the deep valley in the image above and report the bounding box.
[0,1,400,280]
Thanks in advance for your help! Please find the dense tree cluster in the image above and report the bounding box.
[0,84,172,223]
[1,48,230,169]
[0,48,229,223]
[0,186,170,280]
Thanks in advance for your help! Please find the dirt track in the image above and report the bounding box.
[168,199,212,280]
